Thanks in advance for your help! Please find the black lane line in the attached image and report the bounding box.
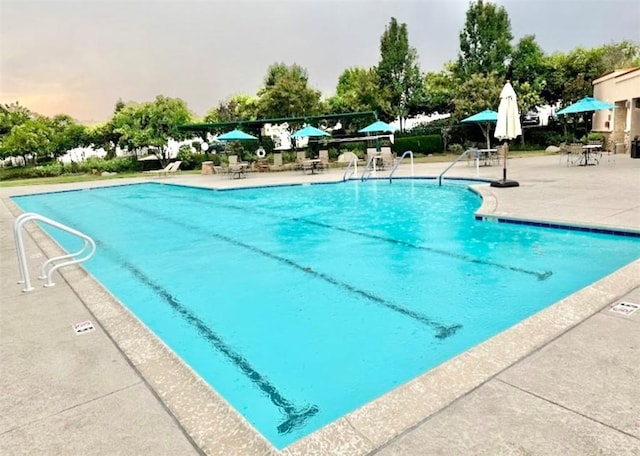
[298,218,553,281]
[87,191,462,339]
[40,207,317,435]
[157,189,552,281]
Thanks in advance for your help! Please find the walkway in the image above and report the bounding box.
[1,154,639,455]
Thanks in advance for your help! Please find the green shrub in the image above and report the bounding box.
[0,163,65,180]
[392,134,442,154]
[448,143,464,153]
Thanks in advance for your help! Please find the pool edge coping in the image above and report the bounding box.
[3,180,640,456]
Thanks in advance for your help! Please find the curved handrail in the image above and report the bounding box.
[342,156,360,181]
[360,155,377,182]
[388,150,414,183]
[438,148,475,186]
[14,212,96,292]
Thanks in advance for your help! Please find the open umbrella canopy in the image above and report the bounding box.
[290,125,330,138]
[462,110,499,150]
[358,120,397,133]
[556,96,616,115]
[217,129,258,141]
[461,110,498,123]
[494,82,522,141]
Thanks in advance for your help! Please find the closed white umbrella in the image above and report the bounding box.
[492,81,522,188]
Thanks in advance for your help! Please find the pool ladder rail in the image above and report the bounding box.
[438,148,475,186]
[388,150,414,183]
[14,212,96,292]
[343,150,415,182]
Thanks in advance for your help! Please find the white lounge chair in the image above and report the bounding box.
[167,160,182,175]
[143,161,175,177]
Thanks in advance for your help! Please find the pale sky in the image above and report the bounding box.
[1,0,639,123]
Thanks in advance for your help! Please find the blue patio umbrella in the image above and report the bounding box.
[358,120,397,133]
[461,109,499,123]
[462,110,499,150]
[290,125,330,138]
[556,97,616,115]
[217,129,258,141]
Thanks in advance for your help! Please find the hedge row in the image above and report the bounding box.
[392,135,442,155]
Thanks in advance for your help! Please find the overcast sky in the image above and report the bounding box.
[1,0,639,123]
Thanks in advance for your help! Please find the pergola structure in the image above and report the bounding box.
[177,111,378,137]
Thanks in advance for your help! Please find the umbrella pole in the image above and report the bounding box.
[491,141,519,188]
[503,141,508,181]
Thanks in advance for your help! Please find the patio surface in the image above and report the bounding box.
[1,154,639,455]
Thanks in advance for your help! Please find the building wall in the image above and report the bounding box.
[592,68,640,153]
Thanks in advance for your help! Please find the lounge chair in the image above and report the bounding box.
[167,160,182,175]
[143,161,179,177]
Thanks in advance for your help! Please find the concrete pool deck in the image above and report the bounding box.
[1,154,639,455]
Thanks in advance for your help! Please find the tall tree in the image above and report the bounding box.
[510,34,546,137]
[455,0,513,79]
[376,17,422,130]
[256,63,322,119]
[204,95,259,123]
[329,67,390,115]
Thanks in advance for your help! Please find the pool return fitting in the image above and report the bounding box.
[14,212,96,292]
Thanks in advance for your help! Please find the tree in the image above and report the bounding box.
[256,63,322,119]
[48,114,87,158]
[453,72,502,148]
[329,67,390,115]
[204,95,259,123]
[111,95,193,165]
[421,65,457,115]
[0,116,53,163]
[376,17,422,130]
[0,101,32,137]
[510,35,546,87]
[541,41,640,107]
[455,0,513,79]
[453,72,502,120]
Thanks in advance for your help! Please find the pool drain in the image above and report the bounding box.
[73,320,95,335]
[608,302,639,317]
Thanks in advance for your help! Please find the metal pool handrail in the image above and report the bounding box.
[438,148,475,186]
[388,150,414,183]
[342,156,360,181]
[360,155,377,182]
[14,212,96,292]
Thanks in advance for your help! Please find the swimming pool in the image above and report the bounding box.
[13,180,640,448]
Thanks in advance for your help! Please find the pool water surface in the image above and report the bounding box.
[13,180,640,447]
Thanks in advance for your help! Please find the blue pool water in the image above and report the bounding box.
[13,181,640,447]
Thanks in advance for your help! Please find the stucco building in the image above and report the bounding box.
[592,68,640,154]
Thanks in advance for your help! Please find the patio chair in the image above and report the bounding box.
[256,159,270,172]
[295,151,307,171]
[559,143,580,166]
[318,150,330,171]
[380,147,394,169]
